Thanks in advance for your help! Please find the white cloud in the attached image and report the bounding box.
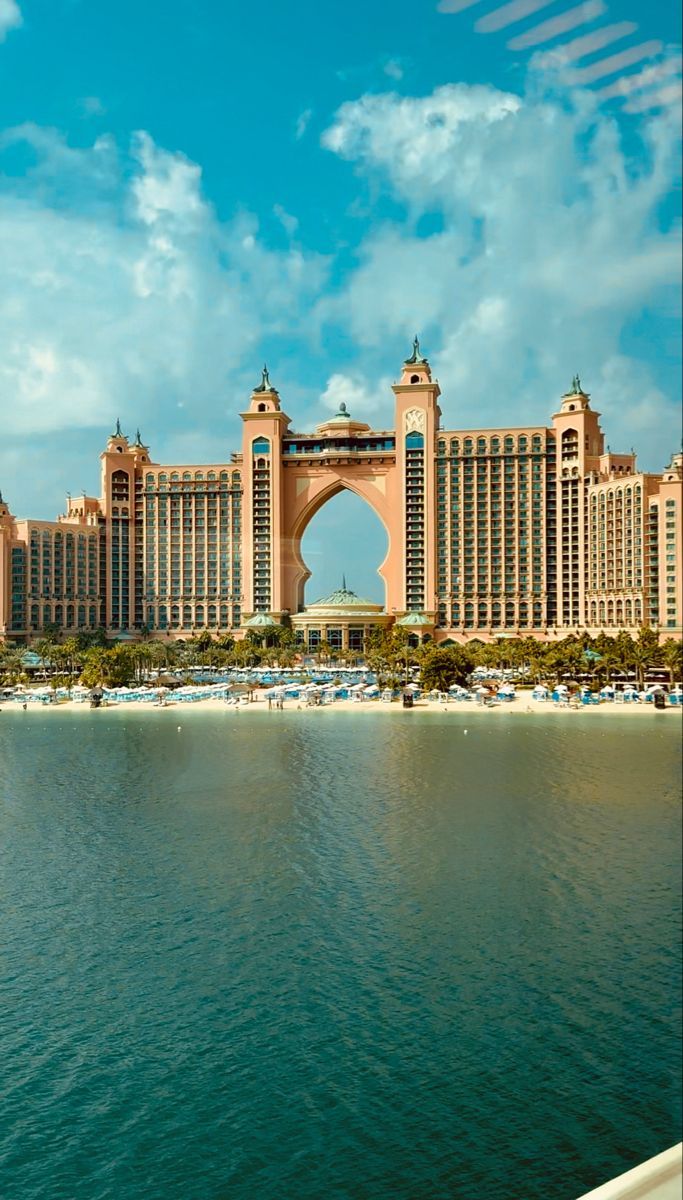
[0,125,327,453]
[322,84,521,206]
[383,58,404,81]
[319,372,390,416]
[0,0,21,42]
[321,82,682,467]
[130,131,208,228]
[295,108,313,140]
[273,202,299,238]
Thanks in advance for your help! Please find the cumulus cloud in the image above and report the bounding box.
[0,124,328,514]
[0,0,21,42]
[321,81,682,466]
[322,83,521,205]
[320,372,390,415]
[130,131,208,228]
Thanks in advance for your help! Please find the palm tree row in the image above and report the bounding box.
[1,627,680,691]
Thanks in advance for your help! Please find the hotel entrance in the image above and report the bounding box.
[290,584,393,654]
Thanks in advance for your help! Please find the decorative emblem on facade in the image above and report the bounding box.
[404,408,426,434]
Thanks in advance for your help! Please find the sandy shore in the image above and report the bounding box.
[3,695,681,717]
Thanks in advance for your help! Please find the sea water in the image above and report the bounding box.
[0,710,680,1200]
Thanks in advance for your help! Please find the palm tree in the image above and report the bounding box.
[0,646,25,682]
[131,644,154,683]
[631,627,663,690]
[316,640,332,666]
[661,638,683,687]
[34,638,57,677]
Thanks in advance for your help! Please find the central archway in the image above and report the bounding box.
[279,465,403,619]
[299,490,388,608]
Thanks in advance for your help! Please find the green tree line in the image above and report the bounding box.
[0,626,680,692]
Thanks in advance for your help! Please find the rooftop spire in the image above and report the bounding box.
[135,428,142,446]
[342,573,347,590]
[405,335,427,365]
[112,418,123,438]
[254,364,273,393]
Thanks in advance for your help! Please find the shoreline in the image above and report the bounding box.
[2,696,681,717]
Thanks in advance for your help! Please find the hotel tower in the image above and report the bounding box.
[1,343,681,648]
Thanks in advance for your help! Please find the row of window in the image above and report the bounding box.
[437,434,547,456]
[146,471,241,484]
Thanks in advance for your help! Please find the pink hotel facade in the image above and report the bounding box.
[0,343,681,647]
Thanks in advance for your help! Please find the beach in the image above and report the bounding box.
[3,694,681,717]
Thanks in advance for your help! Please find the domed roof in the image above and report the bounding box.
[396,612,432,627]
[302,581,384,616]
[311,585,376,607]
[244,612,279,628]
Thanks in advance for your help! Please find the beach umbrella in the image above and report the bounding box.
[156,673,184,689]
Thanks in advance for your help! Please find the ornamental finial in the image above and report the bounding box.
[564,375,586,398]
[255,364,272,393]
[405,335,427,365]
[112,418,123,438]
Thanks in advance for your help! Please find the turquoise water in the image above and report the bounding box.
[0,710,680,1200]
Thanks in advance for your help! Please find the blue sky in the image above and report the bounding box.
[0,0,681,602]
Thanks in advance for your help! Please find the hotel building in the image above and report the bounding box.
[0,344,681,647]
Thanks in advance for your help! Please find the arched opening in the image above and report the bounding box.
[299,490,388,608]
